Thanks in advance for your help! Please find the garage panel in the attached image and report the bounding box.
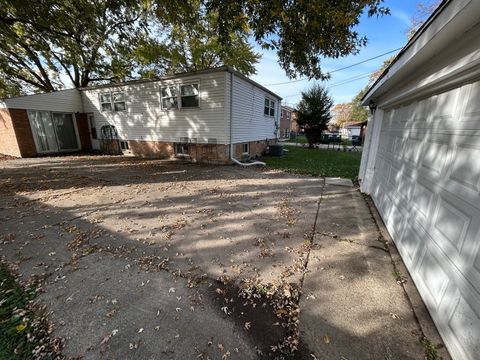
[371,80,480,360]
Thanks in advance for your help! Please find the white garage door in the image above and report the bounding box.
[370,80,480,360]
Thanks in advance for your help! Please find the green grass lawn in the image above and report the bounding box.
[288,134,308,144]
[263,145,362,180]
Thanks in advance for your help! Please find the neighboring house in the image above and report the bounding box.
[289,111,299,134]
[360,1,480,359]
[279,105,294,138]
[0,67,281,164]
[340,121,367,142]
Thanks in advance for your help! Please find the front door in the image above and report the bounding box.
[87,114,100,150]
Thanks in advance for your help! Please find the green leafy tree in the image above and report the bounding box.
[296,84,333,147]
[205,0,390,79]
[137,0,260,77]
[0,74,23,98]
[350,86,369,122]
[1,0,390,96]
[0,0,149,93]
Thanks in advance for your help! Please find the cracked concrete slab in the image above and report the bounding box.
[0,156,446,359]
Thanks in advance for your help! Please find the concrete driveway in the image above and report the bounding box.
[0,156,446,359]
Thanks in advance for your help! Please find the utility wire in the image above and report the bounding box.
[282,72,372,99]
[327,73,371,88]
[263,47,402,86]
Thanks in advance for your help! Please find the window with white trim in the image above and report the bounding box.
[242,143,249,153]
[161,85,178,109]
[99,92,126,112]
[161,83,200,110]
[180,84,199,108]
[113,92,126,111]
[100,93,112,111]
[264,98,275,117]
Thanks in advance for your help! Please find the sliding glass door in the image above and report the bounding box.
[27,111,79,153]
[51,113,78,150]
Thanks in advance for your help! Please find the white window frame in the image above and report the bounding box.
[242,143,249,154]
[99,93,112,112]
[161,84,179,110]
[180,83,200,108]
[99,91,127,112]
[264,97,276,117]
[113,92,126,111]
[161,82,200,111]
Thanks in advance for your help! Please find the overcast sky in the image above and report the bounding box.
[250,0,424,107]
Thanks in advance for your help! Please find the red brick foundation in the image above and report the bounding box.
[233,139,275,159]
[128,140,174,159]
[122,139,274,164]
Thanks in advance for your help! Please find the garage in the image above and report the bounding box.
[359,1,480,359]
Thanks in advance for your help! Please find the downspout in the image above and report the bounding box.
[229,71,266,167]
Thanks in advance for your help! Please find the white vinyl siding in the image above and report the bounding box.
[231,75,279,143]
[0,89,82,113]
[82,72,229,144]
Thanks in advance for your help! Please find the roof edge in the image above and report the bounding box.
[361,0,452,105]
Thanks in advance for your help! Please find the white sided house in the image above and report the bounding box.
[360,1,480,359]
[0,67,281,163]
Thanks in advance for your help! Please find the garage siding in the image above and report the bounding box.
[370,80,480,360]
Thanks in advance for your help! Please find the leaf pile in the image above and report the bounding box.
[0,263,63,359]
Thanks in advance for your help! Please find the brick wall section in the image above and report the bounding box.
[190,144,230,164]
[128,140,174,159]
[98,139,275,164]
[75,113,92,151]
[9,109,37,157]
[233,139,274,159]
[100,139,122,155]
[0,108,21,157]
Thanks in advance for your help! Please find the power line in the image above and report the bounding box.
[263,47,402,86]
[327,73,371,88]
[282,72,372,99]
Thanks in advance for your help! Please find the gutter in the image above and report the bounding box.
[361,0,452,105]
[229,72,266,167]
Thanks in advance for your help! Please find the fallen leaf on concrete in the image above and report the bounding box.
[323,334,330,344]
[138,328,144,333]
[100,329,118,345]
